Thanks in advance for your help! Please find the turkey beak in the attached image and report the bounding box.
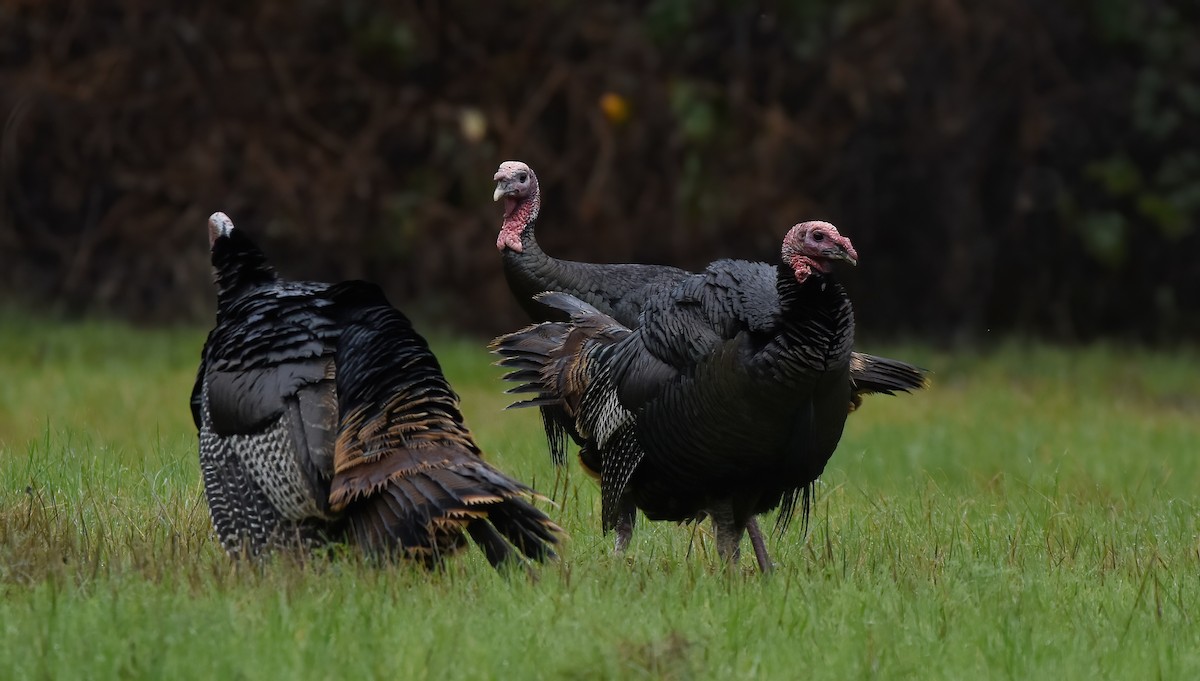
[493,171,512,202]
[827,242,858,266]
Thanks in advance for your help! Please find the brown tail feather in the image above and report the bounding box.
[490,296,630,441]
[332,449,560,566]
[491,320,578,465]
[465,520,516,568]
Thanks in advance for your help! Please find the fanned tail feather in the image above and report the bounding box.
[337,456,560,567]
[491,320,576,464]
[326,280,562,568]
[491,293,633,471]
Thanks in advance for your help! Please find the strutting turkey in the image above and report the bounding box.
[192,212,560,567]
[491,160,927,561]
[493,221,865,572]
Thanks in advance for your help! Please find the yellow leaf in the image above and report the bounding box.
[599,92,631,125]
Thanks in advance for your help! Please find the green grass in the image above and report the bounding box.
[1,314,1198,680]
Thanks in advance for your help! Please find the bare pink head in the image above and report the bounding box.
[207,211,236,249]
[780,221,858,284]
[493,160,540,253]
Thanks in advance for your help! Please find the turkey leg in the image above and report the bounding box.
[613,500,636,554]
[746,517,773,574]
[709,501,746,568]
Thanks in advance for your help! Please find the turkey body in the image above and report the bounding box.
[494,242,857,567]
[193,278,340,553]
[193,214,559,566]
[606,260,854,531]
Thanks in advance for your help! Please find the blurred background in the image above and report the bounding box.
[0,0,1196,342]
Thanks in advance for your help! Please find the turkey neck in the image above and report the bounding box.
[770,264,855,371]
[212,232,278,309]
[501,199,606,323]
[501,186,545,275]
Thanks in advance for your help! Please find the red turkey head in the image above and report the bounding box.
[493,161,540,253]
[781,221,857,284]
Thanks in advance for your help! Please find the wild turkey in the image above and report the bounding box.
[492,160,926,556]
[493,221,865,572]
[192,212,560,567]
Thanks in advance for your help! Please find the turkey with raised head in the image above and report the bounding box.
[493,221,862,572]
[492,160,927,557]
[193,212,560,567]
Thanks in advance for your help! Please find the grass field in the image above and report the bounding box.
[1,314,1197,679]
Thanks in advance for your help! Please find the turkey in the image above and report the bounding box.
[492,160,926,556]
[493,221,862,572]
[192,212,560,567]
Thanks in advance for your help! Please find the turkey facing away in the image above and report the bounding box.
[492,160,928,559]
[192,212,560,567]
[493,221,868,572]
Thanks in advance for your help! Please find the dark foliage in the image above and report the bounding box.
[1,0,1197,340]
